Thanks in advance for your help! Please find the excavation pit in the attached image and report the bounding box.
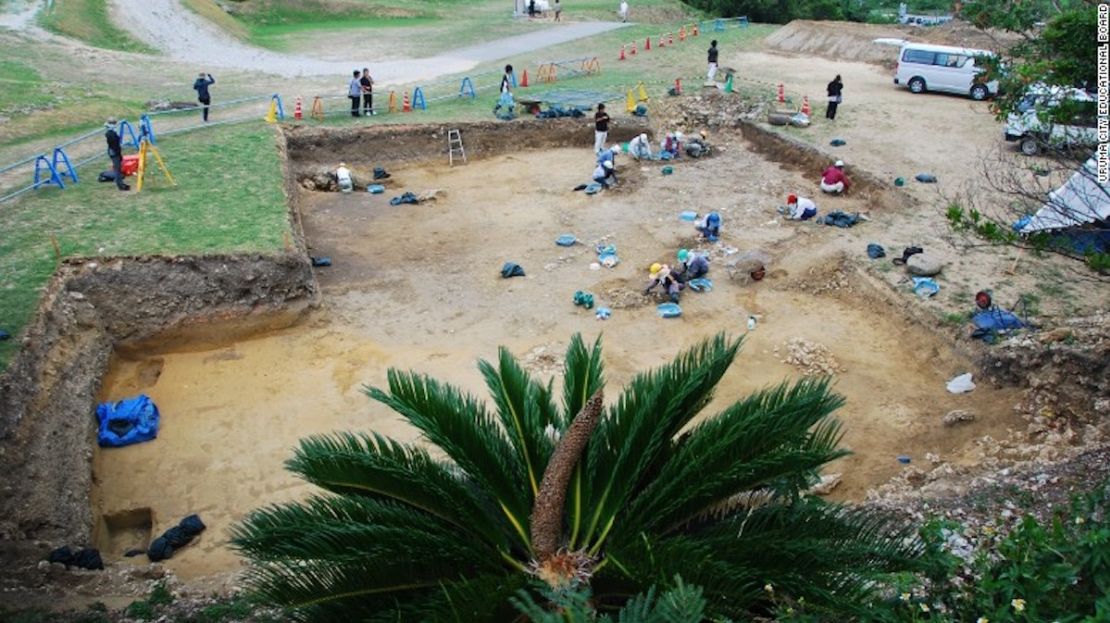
[4,120,1022,585]
[86,121,1023,579]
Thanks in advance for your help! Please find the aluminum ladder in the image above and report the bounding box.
[448,129,467,166]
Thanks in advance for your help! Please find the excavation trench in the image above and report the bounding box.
[2,119,1023,583]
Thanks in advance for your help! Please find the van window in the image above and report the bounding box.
[902,49,936,64]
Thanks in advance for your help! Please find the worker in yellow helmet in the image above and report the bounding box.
[644,263,683,303]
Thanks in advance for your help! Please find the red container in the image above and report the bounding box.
[121,154,139,176]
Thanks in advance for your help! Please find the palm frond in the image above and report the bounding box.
[231,495,508,621]
[478,347,559,498]
[623,378,846,534]
[284,432,510,550]
[365,370,533,550]
[576,333,742,551]
[561,333,606,428]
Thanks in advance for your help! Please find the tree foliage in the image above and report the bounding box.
[232,334,921,621]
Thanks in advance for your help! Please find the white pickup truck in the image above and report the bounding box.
[1004,84,1098,156]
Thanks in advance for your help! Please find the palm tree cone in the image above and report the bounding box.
[231,333,922,621]
[529,389,604,588]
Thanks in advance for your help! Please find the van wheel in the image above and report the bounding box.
[908,77,926,94]
[1020,138,1040,156]
[970,84,989,100]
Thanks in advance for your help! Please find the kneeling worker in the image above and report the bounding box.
[593,159,617,188]
[674,249,709,282]
[644,263,682,303]
[783,194,817,220]
[597,143,621,166]
[820,160,850,194]
[628,133,652,160]
[697,211,722,241]
[336,162,354,192]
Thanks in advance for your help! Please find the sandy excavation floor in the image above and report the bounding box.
[93,140,1024,581]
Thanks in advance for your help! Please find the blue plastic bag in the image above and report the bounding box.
[687,278,713,292]
[657,303,682,318]
[912,277,939,298]
[97,395,160,448]
[367,184,385,194]
[680,211,698,221]
[556,234,577,247]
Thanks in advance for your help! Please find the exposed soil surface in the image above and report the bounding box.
[84,122,1027,583]
[765,19,1021,66]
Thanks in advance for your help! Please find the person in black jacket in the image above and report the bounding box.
[826,74,843,120]
[707,40,719,82]
[104,118,129,191]
[193,72,215,122]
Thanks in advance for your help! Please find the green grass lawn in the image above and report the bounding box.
[301,20,775,126]
[0,123,290,368]
[0,60,54,115]
[39,0,155,53]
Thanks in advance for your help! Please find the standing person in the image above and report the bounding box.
[707,40,719,82]
[553,0,561,21]
[826,74,843,120]
[360,67,375,116]
[619,0,628,22]
[348,70,362,117]
[528,0,536,17]
[193,72,215,122]
[104,118,129,191]
[500,64,514,94]
[593,103,610,153]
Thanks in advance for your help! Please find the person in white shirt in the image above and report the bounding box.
[336,163,353,192]
[619,0,629,22]
[628,133,652,159]
[784,194,817,220]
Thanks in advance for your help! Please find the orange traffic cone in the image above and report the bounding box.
[630,42,637,55]
[645,36,651,51]
[679,26,686,41]
[668,32,674,45]
[692,23,699,36]
[777,83,785,103]
[521,69,529,87]
[402,92,412,112]
[674,78,682,95]
[658,36,665,48]
[619,45,626,61]
[801,95,811,115]
[294,96,303,120]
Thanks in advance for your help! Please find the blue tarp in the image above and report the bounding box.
[972,309,1024,332]
[96,395,159,448]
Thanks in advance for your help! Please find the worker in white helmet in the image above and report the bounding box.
[336,162,353,192]
[592,158,617,188]
[628,133,652,160]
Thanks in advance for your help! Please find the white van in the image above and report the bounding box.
[893,43,998,100]
[1004,84,1098,155]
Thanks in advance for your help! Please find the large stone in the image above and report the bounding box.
[906,253,944,276]
[943,409,976,426]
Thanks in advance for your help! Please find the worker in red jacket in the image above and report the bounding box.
[820,160,851,194]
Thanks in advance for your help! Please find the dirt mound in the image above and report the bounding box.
[765,19,1020,66]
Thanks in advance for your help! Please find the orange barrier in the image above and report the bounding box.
[521,69,530,87]
[619,45,626,61]
[402,91,412,112]
[388,90,398,113]
[679,26,686,41]
[645,37,651,51]
[294,96,303,120]
[311,96,324,120]
[629,41,637,55]
[538,63,557,83]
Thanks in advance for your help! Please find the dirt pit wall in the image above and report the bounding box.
[284,117,652,176]
[0,253,317,558]
[739,120,894,207]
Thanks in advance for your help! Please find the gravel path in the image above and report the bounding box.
[109,0,625,80]
[0,0,41,30]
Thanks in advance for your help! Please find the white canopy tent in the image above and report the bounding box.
[1021,157,1110,233]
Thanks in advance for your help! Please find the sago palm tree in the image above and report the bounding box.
[232,333,921,621]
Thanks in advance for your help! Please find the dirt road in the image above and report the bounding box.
[109,0,626,79]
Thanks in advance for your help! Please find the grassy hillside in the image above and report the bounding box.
[0,123,289,367]
[39,0,156,53]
